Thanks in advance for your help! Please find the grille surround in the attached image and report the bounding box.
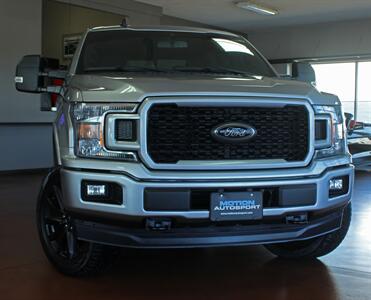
[139,98,315,170]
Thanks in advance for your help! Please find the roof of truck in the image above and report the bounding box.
[89,25,240,37]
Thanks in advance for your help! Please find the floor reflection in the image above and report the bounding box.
[2,172,371,300]
[85,247,338,300]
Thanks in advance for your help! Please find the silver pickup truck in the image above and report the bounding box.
[15,25,353,276]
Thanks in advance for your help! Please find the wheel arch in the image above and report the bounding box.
[37,167,61,207]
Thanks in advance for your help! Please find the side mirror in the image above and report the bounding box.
[271,63,293,78]
[270,61,316,85]
[292,62,316,85]
[344,113,354,129]
[15,55,66,93]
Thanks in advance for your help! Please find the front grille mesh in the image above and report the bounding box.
[147,104,309,164]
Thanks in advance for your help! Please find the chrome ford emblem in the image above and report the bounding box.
[211,122,257,143]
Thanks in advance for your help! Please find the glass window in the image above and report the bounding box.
[357,62,371,123]
[312,62,356,116]
[76,30,276,77]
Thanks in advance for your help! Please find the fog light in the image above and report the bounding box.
[81,180,123,205]
[87,184,106,196]
[329,179,343,191]
[329,176,349,198]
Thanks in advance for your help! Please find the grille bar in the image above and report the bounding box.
[147,103,309,164]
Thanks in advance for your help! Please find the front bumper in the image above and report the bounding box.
[61,165,353,219]
[74,206,345,248]
[59,164,354,248]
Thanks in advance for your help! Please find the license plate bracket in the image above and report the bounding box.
[210,191,263,222]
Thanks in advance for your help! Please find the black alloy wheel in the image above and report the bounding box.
[36,172,115,276]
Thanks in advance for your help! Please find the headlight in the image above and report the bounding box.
[71,102,138,161]
[314,105,347,159]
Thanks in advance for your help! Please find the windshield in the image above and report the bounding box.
[75,30,276,78]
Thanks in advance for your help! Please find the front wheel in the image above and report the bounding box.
[265,203,351,259]
[36,171,116,276]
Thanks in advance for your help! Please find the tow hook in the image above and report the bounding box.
[146,218,172,231]
[286,213,309,225]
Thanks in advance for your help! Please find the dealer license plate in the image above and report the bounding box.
[210,191,263,222]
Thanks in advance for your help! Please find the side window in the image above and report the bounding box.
[311,62,356,117]
[357,62,371,123]
[312,61,371,123]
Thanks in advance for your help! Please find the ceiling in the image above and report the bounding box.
[137,0,371,31]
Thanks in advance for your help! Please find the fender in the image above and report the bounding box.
[37,167,61,205]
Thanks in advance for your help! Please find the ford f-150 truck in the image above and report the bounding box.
[15,24,353,276]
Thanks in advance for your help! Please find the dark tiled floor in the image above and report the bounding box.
[0,171,370,300]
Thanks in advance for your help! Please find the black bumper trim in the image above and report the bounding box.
[74,209,344,249]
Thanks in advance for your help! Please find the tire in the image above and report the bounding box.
[36,170,116,276]
[264,203,351,259]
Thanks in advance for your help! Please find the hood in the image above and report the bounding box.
[67,74,339,106]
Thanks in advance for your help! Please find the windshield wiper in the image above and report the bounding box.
[84,66,167,73]
[83,66,258,77]
[171,67,256,77]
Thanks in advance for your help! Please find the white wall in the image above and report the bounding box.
[56,0,163,25]
[55,0,211,27]
[0,0,54,123]
[0,124,54,171]
[0,0,56,171]
[248,18,371,60]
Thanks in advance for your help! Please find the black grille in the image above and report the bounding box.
[147,104,309,164]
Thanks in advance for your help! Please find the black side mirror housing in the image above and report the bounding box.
[271,62,293,78]
[15,55,44,93]
[270,60,316,85]
[292,62,316,85]
[344,112,354,134]
[15,55,65,93]
[344,112,354,128]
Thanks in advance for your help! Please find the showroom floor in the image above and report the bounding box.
[0,171,370,300]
